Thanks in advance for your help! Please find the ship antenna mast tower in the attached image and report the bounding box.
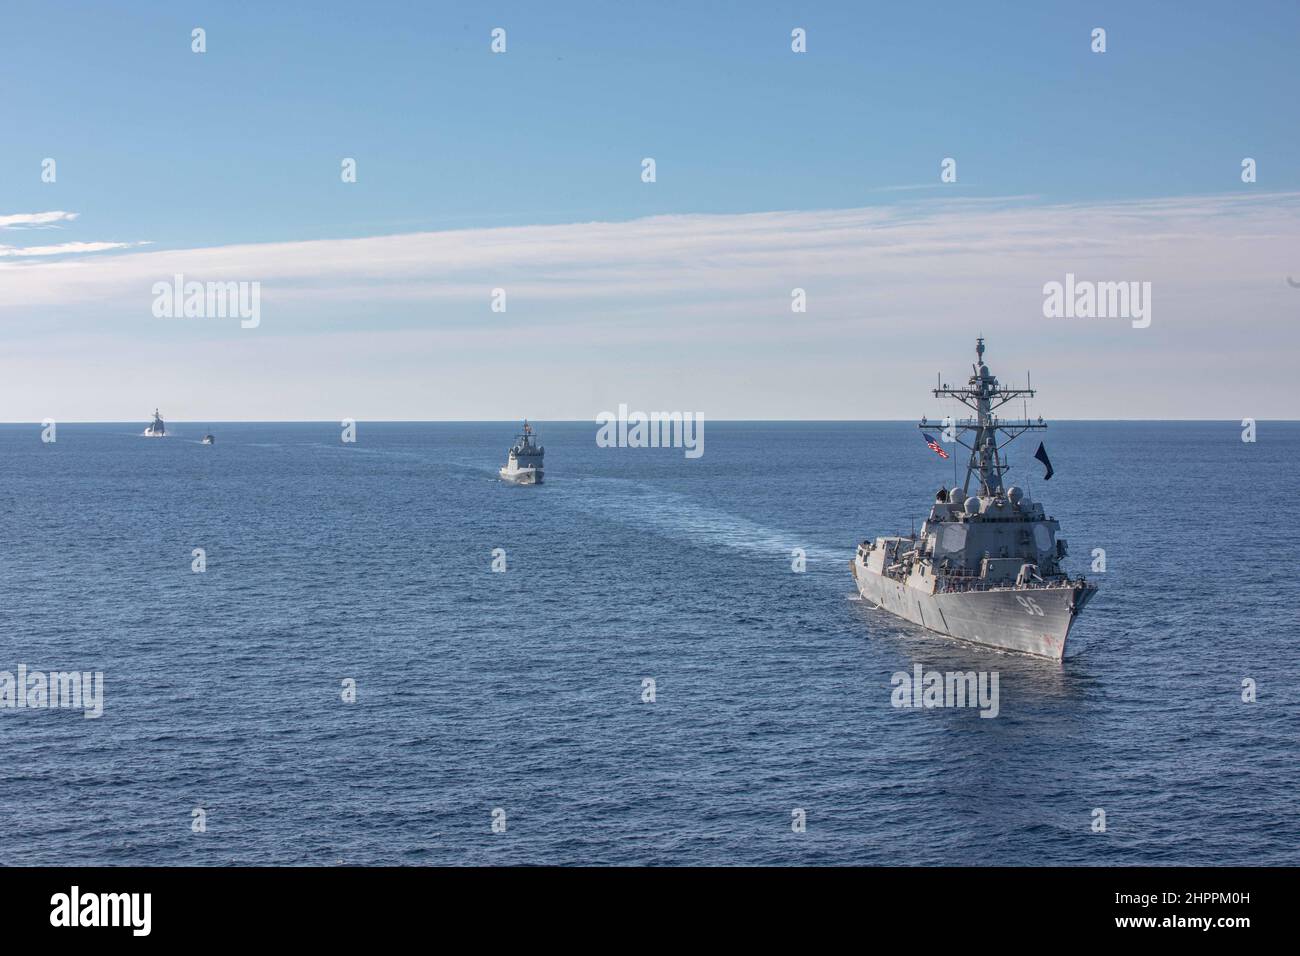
[922,337,1047,498]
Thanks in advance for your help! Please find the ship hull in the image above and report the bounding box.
[499,466,542,485]
[852,558,1094,660]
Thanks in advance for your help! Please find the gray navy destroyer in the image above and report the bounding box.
[851,339,1096,660]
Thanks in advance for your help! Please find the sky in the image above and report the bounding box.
[2,0,1298,421]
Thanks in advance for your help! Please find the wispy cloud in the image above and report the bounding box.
[0,240,149,258]
[0,210,79,229]
[0,210,146,259]
[1,191,1296,312]
[1,193,1297,420]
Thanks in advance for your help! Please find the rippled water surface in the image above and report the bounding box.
[2,421,1296,865]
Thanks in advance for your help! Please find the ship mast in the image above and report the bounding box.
[922,338,1046,498]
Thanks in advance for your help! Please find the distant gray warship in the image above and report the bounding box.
[144,408,166,438]
[851,339,1096,660]
[499,420,544,485]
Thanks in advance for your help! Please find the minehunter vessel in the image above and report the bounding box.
[144,408,166,437]
[499,420,544,485]
[851,339,1096,660]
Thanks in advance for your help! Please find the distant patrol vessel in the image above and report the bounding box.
[500,420,544,484]
[851,339,1097,660]
[201,432,215,445]
[144,409,166,437]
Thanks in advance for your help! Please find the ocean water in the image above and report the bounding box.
[1,420,1296,866]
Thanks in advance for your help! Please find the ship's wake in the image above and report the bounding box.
[556,477,847,567]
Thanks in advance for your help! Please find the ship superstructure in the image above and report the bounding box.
[850,339,1096,659]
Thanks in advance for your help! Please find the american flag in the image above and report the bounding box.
[922,433,949,459]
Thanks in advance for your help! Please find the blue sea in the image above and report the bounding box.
[2,421,1296,866]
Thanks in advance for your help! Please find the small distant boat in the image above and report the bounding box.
[499,420,544,485]
[201,432,215,445]
[144,408,166,437]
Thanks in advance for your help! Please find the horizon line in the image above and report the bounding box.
[2,418,1293,426]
